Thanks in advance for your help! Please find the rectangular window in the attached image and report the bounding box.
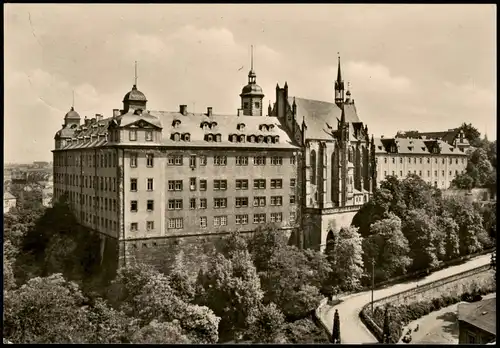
[174,155,183,166]
[449,158,452,164]
[271,196,283,206]
[271,156,283,165]
[168,180,183,191]
[434,170,438,176]
[290,155,296,165]
[270,212,283,223]
[145,131,153,141]
[253,156,266,165]
[400,171,403,177]
[129,130,137,141]
[168,199,183,210]
[130,222,138,231]
[190,198,196,209]
[253,213,266,224]
[146,221,154,230]
[146,154,154,167]
[199,155,207,166]
[270,179,283,189]
[147,200,154,211]
[427,170,430,177]
[400,158,403,164]
[130,200,138,212]
[236,156,249,166]
[130,178,138,191]
[384,158,387,164]
[200,180,207,191]
[190,177,197,191]
[235,214,249,225]
[214,198,227,209]
[189,155,196,167]
[236,179,249,190]
[214,156,227,166]
[200,216,207,228]
[290,211,296,223]
[290,195,296,204]
[449,170,452,176]
[235,197,249,208]
[253,179,266,189]
[214,180,227,191]
[147,178,154,191]
[442,170,445,176]
[130,153,138,168]
[214,216,228,226]
[200,198,207,209]
[290,178,296,188]
[253,196,266,207]
[168,218,183,229]
[392,157,395,164]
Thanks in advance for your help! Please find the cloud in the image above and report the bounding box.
[343,61,413,93]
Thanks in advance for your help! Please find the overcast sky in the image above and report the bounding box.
[4,4,496,163]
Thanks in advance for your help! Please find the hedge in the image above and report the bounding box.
[361,279,496,343]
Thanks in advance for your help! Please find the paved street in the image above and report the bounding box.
[319,253,492,344]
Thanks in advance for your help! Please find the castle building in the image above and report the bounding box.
[268,57,376,251]
[52,63,301,267]
[374,136,468,190]
[396,128,471,151]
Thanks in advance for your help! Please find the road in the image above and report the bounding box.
[319,253,492,344]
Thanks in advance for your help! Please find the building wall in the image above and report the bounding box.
[3,198,16,214]
[375,153,467,189]
[458,321,496,344]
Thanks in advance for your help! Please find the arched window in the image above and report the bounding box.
[274,136,280,143]
[310,150,317,184]
[240,135,245,143]
[331,151,339,203]
[348,148,353,163]
[266,136,272,143]
[258,135,264,143]
[325,230,335,255]
[183,133,190,142]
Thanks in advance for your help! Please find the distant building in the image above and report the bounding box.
[396,128,471,151]
[458,297,496,344]
[33,161,50,169]
[42,187,53,207]
[4,191,17,214]
[373,136,468,190]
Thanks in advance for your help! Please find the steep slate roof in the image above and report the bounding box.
[287,97,360,141]
[458,297,496,335]
[397,128,469,146]
[57,111,298,150]
[151,111,298,149]
[374,137,467,156]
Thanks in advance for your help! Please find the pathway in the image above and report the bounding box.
[319,253,492,344]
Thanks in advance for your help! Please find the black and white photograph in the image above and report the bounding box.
[3,4,496,344]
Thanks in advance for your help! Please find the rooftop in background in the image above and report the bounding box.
[373,137,468,156]
[396,128,470,147]
[458,297,496,336]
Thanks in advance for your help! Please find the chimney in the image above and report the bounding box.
[179,105,187,115]
[207,107,213,117]
[95,114,103,121]
[237,109,243,116]
[84,117,91,126]
[113,109,120,117]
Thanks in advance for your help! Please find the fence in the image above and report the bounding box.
[359,264,492,342]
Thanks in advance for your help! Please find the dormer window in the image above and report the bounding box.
[216,134,222,142]
[391,145,396,152]
[183,133,190,142]
[240,135,246,143]
[171,132,180,142]
[269,124,275,131]
[266,136,272,143]
[200,121,209,130]
[231,134,237,142]
[211,122,218,129]
[274,136,280,143]
[207,134,213,142]
[259,124,268,131]
[172,120,181,128]
[249,135,255,143]
[146,131,153,141]
[237,123,246,131]
[129,130,137,141]
[258,135,264,143]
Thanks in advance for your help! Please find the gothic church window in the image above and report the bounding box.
[310,150,317,184]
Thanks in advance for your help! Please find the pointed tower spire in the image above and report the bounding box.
[251,45,254,71]
[335,53,345,107]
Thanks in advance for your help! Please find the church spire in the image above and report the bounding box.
[335,54,345,107]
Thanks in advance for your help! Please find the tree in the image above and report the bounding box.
[362,214,412,281]
[283,318,330,344]
[458,123,482,148]
[352,188,394,237]
[451,173,475,190]
[246,303,286,343]
[130,320,190,344]
[380,175,407,216]
[248,225,288,273]
[402,209,439,271]
[467,148,494,187]
[382,306,391,343]
[327,226,364,291]
[196,250,263,341]
[167,251,196,302]
[3,274,90,343]
[3,240,18,291]
[216,231,248,258]
[400,174,439,215]
[434,215,460,261]
[331,309,341,344]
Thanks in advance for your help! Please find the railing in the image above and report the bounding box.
[359,263,492,342]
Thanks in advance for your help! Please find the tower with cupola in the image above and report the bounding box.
[240,45,265,116]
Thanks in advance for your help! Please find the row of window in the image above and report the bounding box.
[54,151,117,168]
[166,195,295,210]
[382,156,465,165]
[128,129,155,142]
[55,173,117,192]
[81,212,118,231]
[166,178,294,191]
[55,188,119,212]
[383,169,465,178]
[165,155,294,167]
[156,211,296,230]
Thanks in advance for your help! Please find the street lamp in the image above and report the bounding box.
[371,257,375,315]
